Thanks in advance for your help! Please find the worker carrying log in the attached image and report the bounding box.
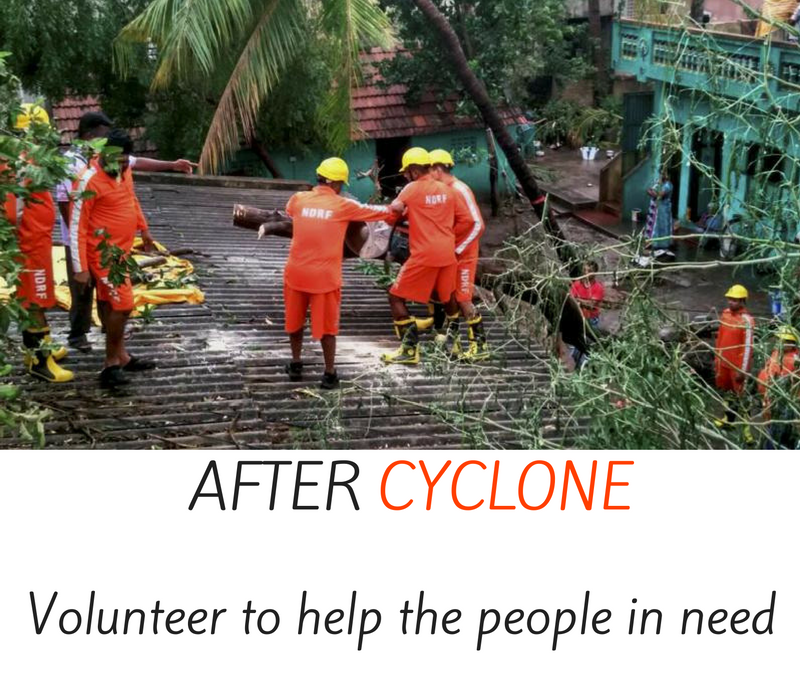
[427,148,490,361]
[757,326,800,448]
[2,105,73,383]
[282,157,397,389]
[714,284,755,439]
[382,147,459,365]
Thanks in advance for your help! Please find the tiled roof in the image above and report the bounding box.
[352,47,526,141]
[51,95,158,157]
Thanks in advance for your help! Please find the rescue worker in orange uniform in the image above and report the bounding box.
[714,284,755,431]
[2,105,73,382]
[383,147,459,364]
[428,148,489,360]
[757,326,800,448]
[283,157,397,389]
[70,129,156,388]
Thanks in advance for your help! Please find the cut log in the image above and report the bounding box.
[232,204,396,260]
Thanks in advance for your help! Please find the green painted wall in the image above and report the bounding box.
[229,127,521,204]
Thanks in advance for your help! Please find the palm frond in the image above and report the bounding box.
[317,0,393,153]
[115,0,257,86]
[199,0,307,173]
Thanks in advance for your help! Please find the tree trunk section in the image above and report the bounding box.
[485,127,499,217]
[249,137,283,179]
[588,0,609,97]
[690,0,705,23]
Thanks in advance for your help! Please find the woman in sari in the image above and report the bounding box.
[645,172,674,251]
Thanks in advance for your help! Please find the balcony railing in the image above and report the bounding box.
[612,19,800,108]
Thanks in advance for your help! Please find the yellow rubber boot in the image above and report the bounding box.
[440,313,462,356]
[415,304,435,333]
[381,318,420,365]
[44,334,68,362]
[461,315,490,361]
[23,330,75,383]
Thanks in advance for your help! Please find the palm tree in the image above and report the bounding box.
[115,0,392,174]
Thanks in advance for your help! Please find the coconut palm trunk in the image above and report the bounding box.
[405,0,587,355]
[405,0,566,249]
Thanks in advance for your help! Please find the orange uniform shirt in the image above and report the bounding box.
[1,162,56,247]
[449,177,484,256]
[284,186,394,294]
[395,174,456,267]
[758,348,800,396]
[3,189,56,247]
[715,307,755,374]
[69,159,148,274]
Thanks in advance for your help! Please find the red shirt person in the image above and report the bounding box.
[570,262,605,327]
[69,129,155,388]
[282,157,396,389]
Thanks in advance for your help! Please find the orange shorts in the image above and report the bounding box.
[88,249,134,312]
[390,259,457,304]
[716,364,746,394]
[16,237,55,309]
[456,253,478,303]
[284,283,341,339]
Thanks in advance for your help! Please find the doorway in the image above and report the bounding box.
[375,136,411,198]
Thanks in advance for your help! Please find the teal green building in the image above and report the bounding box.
[612,13,800,240]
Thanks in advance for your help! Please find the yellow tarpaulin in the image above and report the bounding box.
[0,239,205,321]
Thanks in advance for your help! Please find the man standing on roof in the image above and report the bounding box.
[2,105,74,382]
[429,148,489,360]
[714,284,755,433]
[282,157,397,389]
[383,147,459,365]
[70,129,156,388]
[56,111,197,353]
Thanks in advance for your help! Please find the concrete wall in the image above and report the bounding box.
[565,0,615,18]
[232,128,515,204]
[706,0,764,22]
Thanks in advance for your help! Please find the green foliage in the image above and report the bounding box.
[0,0,151,104]
[377,0,590,111]
[536,97,622,148]
[116,0,393,172]
[0,54,69,446]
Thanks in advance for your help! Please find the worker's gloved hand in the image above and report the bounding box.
[140,229,156,253]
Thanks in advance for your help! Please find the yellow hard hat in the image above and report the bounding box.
[725,284,748,300]
[399,147,431,172]
[776,326,798,343]
[316,157,349,185]
[14,103,50,130]
[429,149,454,167]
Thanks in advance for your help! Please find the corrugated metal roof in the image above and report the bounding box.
[1,178,568,449]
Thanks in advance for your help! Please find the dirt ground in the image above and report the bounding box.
[479,208,773,337]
